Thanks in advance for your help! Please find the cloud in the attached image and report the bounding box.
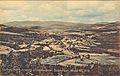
[0,1,120,23]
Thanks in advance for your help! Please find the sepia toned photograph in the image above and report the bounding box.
[0,1,120,76]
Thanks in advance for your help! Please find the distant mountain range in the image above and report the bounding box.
[4,21,120,31]
[4,21,76,27]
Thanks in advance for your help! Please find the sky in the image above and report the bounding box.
[0,1,120,23]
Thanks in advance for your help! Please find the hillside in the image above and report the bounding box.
[0,21,120,76]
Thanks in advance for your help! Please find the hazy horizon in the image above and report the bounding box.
[3,20,118,25]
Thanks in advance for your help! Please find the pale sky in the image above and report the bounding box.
[0,1,120,23]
